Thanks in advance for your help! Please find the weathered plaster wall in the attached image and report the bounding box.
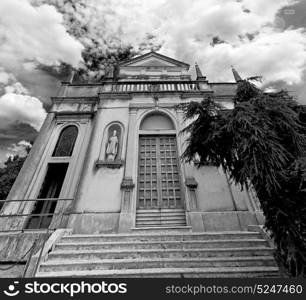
[187,211,259,232]
[0,232,48,262]
[0,264,24,278]
[0,231,52,278]
[64,85,100,97]
[69,98,129,233]
[192,166,236,211]
[68,213,119,234]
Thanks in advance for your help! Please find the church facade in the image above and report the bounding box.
[1,51,263,234]
[0,52,277,277]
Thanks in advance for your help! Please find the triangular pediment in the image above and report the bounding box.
[128,57,177,67]
[120,52,190,70]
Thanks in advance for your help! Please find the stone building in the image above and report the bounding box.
[0,52,279,277]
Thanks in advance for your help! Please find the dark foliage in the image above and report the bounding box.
[76,46,136,81]
[0,147,31,208]
[179,80,306,277]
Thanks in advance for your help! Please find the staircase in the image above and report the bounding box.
[136,209,186,227]
[36,230,280,277]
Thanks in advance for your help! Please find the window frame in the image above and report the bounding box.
[52,125,79,157]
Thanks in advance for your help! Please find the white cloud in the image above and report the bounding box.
[22,62,37,71]
[41,0,306,85]
[0,79,46,131]
[0,68,16,86]
[0,0,84,70]
[0,92,46,131]
[6,140,32,160]
[155,0,306,84]
[264,86,278,93]
[196,28,306,84]
[1,0,306,90]
[0,0,82,134]
[17,140,32,148]
[4,82,29,95]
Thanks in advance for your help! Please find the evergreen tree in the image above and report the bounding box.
[0,146,31,208]
[179,80,306,277]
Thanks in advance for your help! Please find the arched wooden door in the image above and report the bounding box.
[137,113,183,209]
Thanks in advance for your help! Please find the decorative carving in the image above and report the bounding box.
[121,177,135,190]
[106,130,119,161]
[185,177,198,189]
[153,96,159,109]
[96,122,124,168]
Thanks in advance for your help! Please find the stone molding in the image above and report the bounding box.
[180,91,213,99]
[185,177,198,211]
[185,177,198,189]
[99,92,132,100]
[51,96,98,103]
[95,159,124,169]
[120,177,135,190]
[53,111,95,118]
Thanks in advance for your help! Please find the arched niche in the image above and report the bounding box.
[96,122,124,169]
[140,112,175,131]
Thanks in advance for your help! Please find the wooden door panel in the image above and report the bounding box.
[137,135,182,209]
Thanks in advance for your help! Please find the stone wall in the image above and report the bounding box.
[0,231,51,277]
[0,231,50,262]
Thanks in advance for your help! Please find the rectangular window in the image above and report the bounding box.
[25,163,68,229]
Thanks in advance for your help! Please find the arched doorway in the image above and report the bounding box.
[137,112,183,210]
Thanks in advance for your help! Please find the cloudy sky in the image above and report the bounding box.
[0,0,306,164]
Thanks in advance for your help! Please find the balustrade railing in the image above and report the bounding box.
[110,81,201,93]
[0,198,73,230]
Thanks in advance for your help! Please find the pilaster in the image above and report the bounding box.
[185,177,205,232]
[118,109,137,232]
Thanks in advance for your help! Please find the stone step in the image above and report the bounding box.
[136,209,185,213]
[48,247,274,261]
[37,229,280,278]
[135,225,187,229]
[136,213,187,227]
[40,256,277,272]
[136,219,186,223]
[137,209,186,213]
[131,226,192,233]
[136,215,186,220]
[55,239,268,251]
[37,266,280,278]
[136,222,187,227]
[61,232,262,243]
[136,213,186,217]
[136,225,187,228]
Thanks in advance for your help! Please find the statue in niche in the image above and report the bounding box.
[106,130,119,161]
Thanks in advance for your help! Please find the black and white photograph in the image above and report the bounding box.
[0,0,305,298]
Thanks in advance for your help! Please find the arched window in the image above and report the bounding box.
[52,125,78,157]
[140,112,174,130]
